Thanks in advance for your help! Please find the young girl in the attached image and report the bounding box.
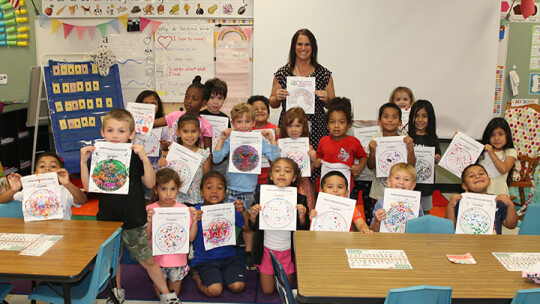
[315,97,368,193]
[0,152,87,218]
[154,76,213,150]
[309,171,372,233]
[248,158,309,295]
[279,107,317,210]
[146,168,198,298]
[478,118,517,196]
[389,86,415,109]
[408,100,441,214]
[159,114,212,206]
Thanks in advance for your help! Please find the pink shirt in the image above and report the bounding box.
[165,111,213,147]
[146,202,192,268]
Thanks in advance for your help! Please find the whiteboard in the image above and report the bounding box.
[253,0,500,139]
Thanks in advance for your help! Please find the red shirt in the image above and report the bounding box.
[253,122,279,185]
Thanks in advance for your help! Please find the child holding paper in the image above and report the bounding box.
[146,168,198,298]
[445,164,518,234]
[191,171,250,297]
[310,171,372,233]
[370,163,424,232]
[80,109,182,304]
[248,158,309,295]
[0,152,87,218]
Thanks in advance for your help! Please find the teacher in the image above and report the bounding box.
[269,28,336,151]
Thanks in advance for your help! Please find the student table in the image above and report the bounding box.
[294,231,540,304]
[0,218,122,304]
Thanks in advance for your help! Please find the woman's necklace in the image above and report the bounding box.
[295,65,312,77]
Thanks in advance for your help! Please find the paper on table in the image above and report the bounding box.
[310,192,356,231]
[286,77,316,114]
[481,151,503,178]
[279,137,311,177]
[19,235,63,256]
[21,172,65,222]
[252,129,275,168]
[375,136,407,178]
[228,131,263,174]
[126,102,155,137]
[200,114,229,152]
[320,161,351,195]
[414,146,435,184]
[89,142,132,195]
[259,185,297,231]
[345,249,412,269]
[0,233,42,251]
[134,127,163,158]
[493,252,540,271]
[380,188,421,233]
[439,132,484,178]
[455,192,497,235]
[201,204,236,250]
[446,252,477,264]
[166,142,204,194]
[152,207,191,255]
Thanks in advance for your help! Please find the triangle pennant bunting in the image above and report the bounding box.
[96,22,108,37]
[139,17,150,32]
[39,13,50,27]
[150,20,162,34]
[75,26,86,41]
[118,14,128,29]
[63,23,74,39]
[51,19,62,34]
[87,26,97,40]
[109,18,120,33]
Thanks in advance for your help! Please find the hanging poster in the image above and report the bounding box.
[286,77,315,114]
[88,142,132,194]
[380,188,421,233]
[259,185,297,231]
[320,161,351,195]
[375,136,407,178]
[201,203,236,250]
[439,132,484,178]
[455,192,496,235]
[200,114,229,151]
[126,102,155,137]
[133,127,162,158]
[279,137,311,177]
[228,131,262,174]
[152,207,191,255]
[310,192,356,232]
[21,172,65,222]
[166,142,204,194]
[414,146,435,184]
[108,33,155,90]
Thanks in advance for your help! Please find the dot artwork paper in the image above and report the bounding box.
[380,188,421,233]
[413,146,435,184]
[286,76,316,114]
[455,192,496,235]
[166,142,204,194]
[201,204,236,250]
[279,137,311,177]
[151,207,190,255]
[439,132,484,178]
[310,192,356,232]
[133,127,162,158]
[374,136,407,178]
[89,142,132,195]
[353,126,380,180]
[320,161,352,195]
[126,102,156,137]
[252,129,275,168]
[21,172,65,222]
[228,131,263,174]
[259,185,298,231]
[200,114,229,152]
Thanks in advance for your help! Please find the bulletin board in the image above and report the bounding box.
[43,60,124,173]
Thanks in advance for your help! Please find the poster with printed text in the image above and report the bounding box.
[455,192,496,235]
[286,77,315,114]
[89,142,132,194]
[353,126,380,181]
[200,114,229,152]
[228,131,262,174]
[375,136,407,178]
[279,137,311,177]
[252,129,275,168]
[380,188,421,233]
[21,172,65,222]
[439,132,484,178]
[310,192,356,232]
[201,204,236,250]
[166,142,204,194]
[126,102,155,137]
[320,161,351,196]
[259,185,297,231]
[400,108,411,130]
[414,146,435,184]
[134,127,162,158]
[152,207,191,255]
[481,151,503,178]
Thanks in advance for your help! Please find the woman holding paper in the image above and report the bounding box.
[269,28,336,151]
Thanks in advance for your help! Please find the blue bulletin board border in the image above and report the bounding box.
[43,60,124,173]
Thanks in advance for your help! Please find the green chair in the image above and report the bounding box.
[384,285,452,304]
[405,215,455,234]
[518,204,540,235]
[0,200,23,218]
[511,288,540,304]
[0,283,14,302]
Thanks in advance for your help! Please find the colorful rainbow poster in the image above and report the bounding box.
[259,185,297,231]
[455,193,496,235]
[380,188,421,233]
[21,172,65,222]
[310,192,356,232]
[88,142,132,195]
[286,77,315,114]
[152,207,191,255]
[201,204,236,250]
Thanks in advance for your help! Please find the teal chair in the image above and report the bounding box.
[0,200,23,218]
[269,251,297,304]
[28,228,122,304]
[384,285,452,304]
[405,215,455,234]
[518,204,540,235]
[0,283,14,302]
[511,288,540,304]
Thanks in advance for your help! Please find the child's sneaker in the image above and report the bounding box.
[160,292,182,304]
[107,287,125,304]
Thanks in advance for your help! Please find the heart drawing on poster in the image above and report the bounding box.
[158,36,173,49]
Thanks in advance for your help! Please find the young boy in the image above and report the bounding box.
[80,109,181,304]
[212,103,281,269]
[370,163,423,232]
[366,103,415,223]
[445,164,518,234]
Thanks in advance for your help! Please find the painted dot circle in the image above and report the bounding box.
[415,159,433,182]
[232,145,260,172]
[167,160,191,184]
[25,189,61,218]
[377,150,406,176]
[383,203,415,233]
[312,211,347,232]
[91,159,128,191]
[285,150,309,173]
[262,198,295,229]
[203,218,233,246]
[155,223,186,253]
[459,208,490,234]
[288,88,314,112]
[444,147,472,174]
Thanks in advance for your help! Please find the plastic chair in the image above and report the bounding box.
[511,288,540,304]
[518,204,540,235]
[269,251,297,304]
[384,285,452,304]
[405,215,455,234]
[0,283,14,302]
[0,200,23,218]
[28,228,122,304]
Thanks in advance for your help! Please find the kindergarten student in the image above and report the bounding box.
[310,171,372,233]
[478,118,517,196]
[0,152,87,219]
[249,158,309,295]
[80,109,181,304]
[190,171,250,298]
[370,163,424,232]
[154,76,213,150]
[408,100,441,214]
[159,114,212,206]
[445,164,518,234]
[315,97,367,192]
[146,168,198,298]
[279,107,317,210]
[389,86,415,109]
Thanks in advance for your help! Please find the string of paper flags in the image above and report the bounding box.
[0,0,29,46]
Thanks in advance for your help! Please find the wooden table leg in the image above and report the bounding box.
[62,283,71,304]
